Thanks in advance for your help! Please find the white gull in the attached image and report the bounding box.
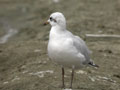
[44,12,98,88]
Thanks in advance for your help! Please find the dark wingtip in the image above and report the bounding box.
[88,62,99,68]
[93,64,99,68]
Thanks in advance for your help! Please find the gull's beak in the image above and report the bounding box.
[43,21,49,26]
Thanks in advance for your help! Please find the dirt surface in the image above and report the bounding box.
[0,0,120,90]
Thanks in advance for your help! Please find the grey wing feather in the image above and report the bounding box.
[73,35,91,62]
[72,35,98,67]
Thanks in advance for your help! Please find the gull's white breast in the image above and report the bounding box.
[48,28,86,68]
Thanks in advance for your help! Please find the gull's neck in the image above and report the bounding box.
[51,25,66,32]
[49,25,66,40]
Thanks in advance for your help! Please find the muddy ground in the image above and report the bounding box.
[0,0,120,90]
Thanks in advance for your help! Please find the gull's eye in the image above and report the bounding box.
[50,17,53,21]
[50,17,56,22]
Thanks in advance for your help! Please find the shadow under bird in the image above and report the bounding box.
[44,12,98,88]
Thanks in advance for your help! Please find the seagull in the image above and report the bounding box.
[44,12,98,88]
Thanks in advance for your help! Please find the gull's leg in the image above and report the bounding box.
[70,66,75,88]
[62,67,65,88]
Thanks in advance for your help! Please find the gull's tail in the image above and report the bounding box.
[88,60,99,68]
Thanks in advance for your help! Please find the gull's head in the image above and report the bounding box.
[44,12,66,28]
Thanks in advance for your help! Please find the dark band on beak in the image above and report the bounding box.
[43,21,49,26]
